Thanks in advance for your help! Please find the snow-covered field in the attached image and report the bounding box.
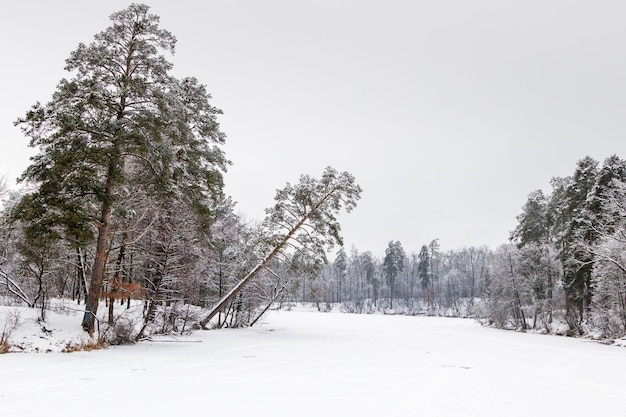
[2,306,626,416]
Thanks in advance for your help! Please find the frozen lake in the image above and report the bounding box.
[2,309,625,416]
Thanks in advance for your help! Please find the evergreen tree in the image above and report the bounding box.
[588,161,626,337]
[589,155,626,233]
[510,189,551,247]
[200,166,361,327]
[428,239,441,306]
[561,156,599,327]
[417,244,431,308]
[361,251,378,306]
[333,247,347,303]
[383,241,405,309]
[510,189,557,327]
[14,4,227,333]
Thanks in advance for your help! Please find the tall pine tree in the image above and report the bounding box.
[383,240,405,309]
[15,4,227,333]
[561,156,598,326]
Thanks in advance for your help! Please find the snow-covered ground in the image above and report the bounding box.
[2,306,626,416]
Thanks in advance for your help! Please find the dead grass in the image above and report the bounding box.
[62,337,108,353]
[0,312,19,354]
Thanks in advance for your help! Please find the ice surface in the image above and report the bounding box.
[1,307,626,416]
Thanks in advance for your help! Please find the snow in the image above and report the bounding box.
[0,303,92,353]
[2,305,626,416]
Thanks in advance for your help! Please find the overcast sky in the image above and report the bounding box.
[2,1,626,256]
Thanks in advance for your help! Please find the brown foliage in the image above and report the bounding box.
[103,282,146,300]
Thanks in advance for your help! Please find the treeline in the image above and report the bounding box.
[283,242,557,329]
[283,240,485,317]
[278,155,626,340]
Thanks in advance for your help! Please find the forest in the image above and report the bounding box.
[2,4,626,345]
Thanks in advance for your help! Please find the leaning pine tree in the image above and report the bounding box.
[200,167,361,328]
[15,4,228,334]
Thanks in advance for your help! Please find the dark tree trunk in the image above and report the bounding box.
[108,232,128,325]
[81,153,118,335]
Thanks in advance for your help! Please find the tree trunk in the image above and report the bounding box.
[81,154,118,334]
[199,210,311,329]
[75,247,89,305]
[81,221,111,334]
[547,266,553,323]
[200,255,277,328]
[134,271,164,341]
[108,232,127,325]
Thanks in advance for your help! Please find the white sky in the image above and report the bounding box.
[2,1,626,256]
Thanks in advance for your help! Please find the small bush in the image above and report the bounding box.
[0,337,10,354]
[105,320,135,345]
[0,324,11,352]
[0,309,21,354]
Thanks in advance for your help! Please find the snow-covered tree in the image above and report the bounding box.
[558,156,598,326]
[199,166,361,327]
[333,247,347,303]
[510,189,551,247]
[383,240,405,309]
[417,244,431,309]
[516,243,561,331]
[482,245,530,329]
[588,155,626,232]
[591,236,626,338]
[589,176,626,338]
[360,251,379,306]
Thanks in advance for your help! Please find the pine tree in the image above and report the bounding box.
[14,4,227,334]
[587,158,626,337]
[510,189,551,247]
[199,166,361,327]
[428,239,441,307]
[334,247,347,303]
[589,155,626,234]
[561,156,599,327]
[417,244,431,309]
[383,241,405,309]
[360,251,378,306]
